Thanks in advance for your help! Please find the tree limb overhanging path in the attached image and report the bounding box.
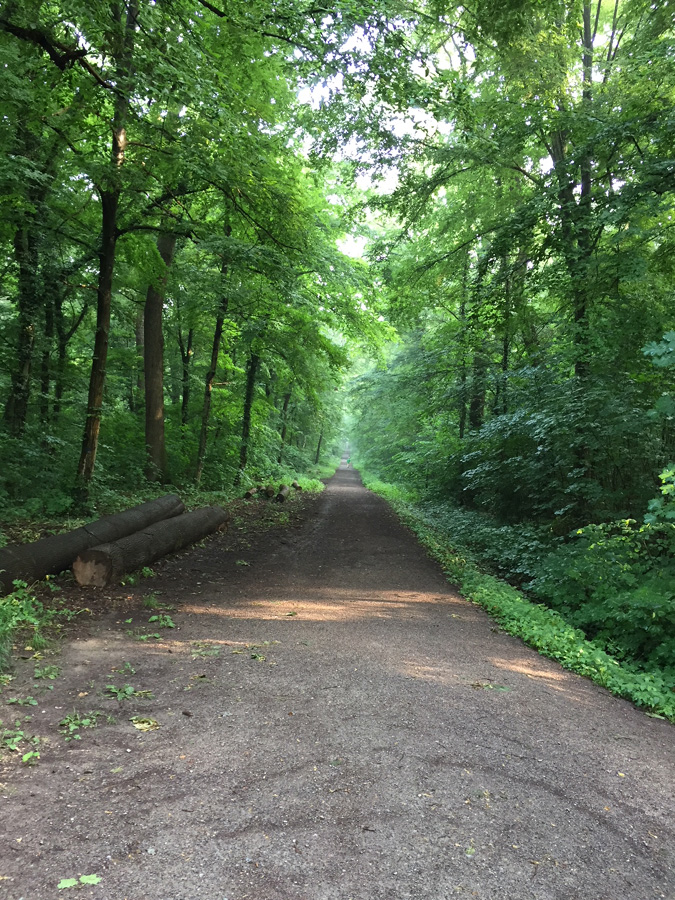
[1,464,673,900]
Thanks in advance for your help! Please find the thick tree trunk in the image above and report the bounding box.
[234,352,260,486]
[144,231,177,482]
[73,505,229,588]
[0,494,184,594]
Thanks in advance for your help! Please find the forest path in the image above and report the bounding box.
[1,463,673,900]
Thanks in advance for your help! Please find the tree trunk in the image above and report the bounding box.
[234,352,260,485]
[53,293,88,423]
[75,0,138,492]
[75,189,119,487]
[144,231,177,482]
[468,349,487,431]
[3,225,40,435]
[0,494,184,594]
[131,305,144,412]
[179,326,194,428]
[39,288,55,424]
[195,223,231,484]
[73,505,229,588]
[314,426,323,464]
[277,388,292,463]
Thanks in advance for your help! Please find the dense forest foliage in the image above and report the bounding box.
[1,3,673,700]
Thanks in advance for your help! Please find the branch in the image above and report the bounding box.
[0,15,119,92]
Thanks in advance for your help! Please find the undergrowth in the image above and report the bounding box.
[360,469,675,723]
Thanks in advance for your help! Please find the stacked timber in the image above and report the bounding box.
[0,494,184,595]
[73,506,230,588]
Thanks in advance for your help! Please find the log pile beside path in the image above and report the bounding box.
[73,506,230,588]
[275,485,291,503]
[0,494,185,594]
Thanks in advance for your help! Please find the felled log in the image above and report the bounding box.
[264,484,276,499]
[291,480,302,491]
[243,487,258,500]
[275,484,290,503]
[0,494,185,595]
[73,506,230,588]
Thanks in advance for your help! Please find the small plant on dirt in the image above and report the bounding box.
[113,662,135,675]
[106,684,152,701]
[1,718,40,762]
[0,674,13,686]
[6,696,38,706]
[59,711,101,741]
[0,580,57,669]
[57,874,101,890]
[141,567,156,578]
[34,665,60,680]
[148,614,175,629]
[142,592,165,610]
[135,632,161,642]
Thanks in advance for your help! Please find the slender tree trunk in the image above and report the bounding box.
[314,426,323,464]
[75,0,138,491]
[53,293,88,424]
[458,260,469,439]
[39,290,55,424]
[235,352,260,485]
[195,223,231,484]
[130,306,144,412]
[3,225,40,434]
[277,388,292,464]
[179,327,194,428]
[468,351,487,431]
[144,231,177,482]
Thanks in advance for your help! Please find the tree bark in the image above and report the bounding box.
[234,352,260,485]
[179,326,194,428]
[75,0,138,491]
[314,426,323,464]
[73,505,229,588]
[3,224,40,434]
[144,231,177,482]
[195,223,231,483]
[277,388,292,463]
[0,494,184,594]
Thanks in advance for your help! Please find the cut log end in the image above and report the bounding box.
[72,550,113,589]
[275,484,291,503]
[243,488,258,500]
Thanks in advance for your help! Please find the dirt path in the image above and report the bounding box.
[1,464,673,900]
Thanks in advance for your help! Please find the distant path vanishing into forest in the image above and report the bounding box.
[1,462,673,900]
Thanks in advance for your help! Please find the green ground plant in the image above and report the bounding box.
[59,711,101,741]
